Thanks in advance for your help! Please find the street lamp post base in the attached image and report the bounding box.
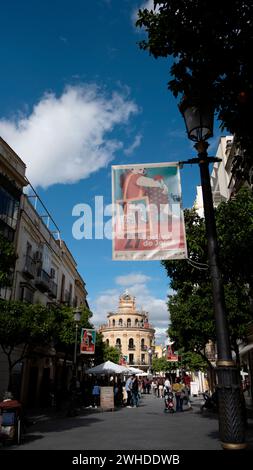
[216,365,246,448]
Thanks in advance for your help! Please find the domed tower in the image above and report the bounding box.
[99,290,155,370]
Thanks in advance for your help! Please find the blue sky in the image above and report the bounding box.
[0,0,223,342]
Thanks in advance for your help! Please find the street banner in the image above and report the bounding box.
[119,355,128,365]
[167,344,178,362]
[80,328,96,354]
[112,163,187,261]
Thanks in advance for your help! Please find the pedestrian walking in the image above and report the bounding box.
[131,376,140,407]
[125,375,133,407]
[92,381,100,408]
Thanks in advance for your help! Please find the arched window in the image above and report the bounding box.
[119,318,123,327]
[135,318,139,326]
[116,338,121,349]
[128,338,134,349]
[112,319,115,327]
[127,318,131,327]
[141,338,145,349]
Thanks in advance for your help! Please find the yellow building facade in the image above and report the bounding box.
[99,291,155,371]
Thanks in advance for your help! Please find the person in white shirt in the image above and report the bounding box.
[164,373,171,390]
[125,376,133,407]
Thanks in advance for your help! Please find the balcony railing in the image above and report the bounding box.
[100,322,154,330]
[128,346,136,351]
[63,290,72,306]
[35,268,51,292]
[48,279,57,298]
[23,255,36,279]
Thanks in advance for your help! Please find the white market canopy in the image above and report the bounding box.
[86,360,129,375]
[126,367,144,375]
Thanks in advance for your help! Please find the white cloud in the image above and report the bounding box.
[124,133,142,155]
[0,85,138,188]
[92,273,169,344]
[115,272,150,286]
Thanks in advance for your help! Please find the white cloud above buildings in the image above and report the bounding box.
[92,271,169,343]
[0,84,138,188]
[115,272,150,286]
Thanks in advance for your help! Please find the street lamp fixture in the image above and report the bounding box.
[179,95,246,449]
[148,348,153,374]
[73,307,81,378]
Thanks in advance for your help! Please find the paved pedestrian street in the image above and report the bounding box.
[7,395,226,450]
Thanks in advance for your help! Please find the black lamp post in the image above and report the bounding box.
[148,348,153,374]
[179,96,246,449]
[73,307,81,378]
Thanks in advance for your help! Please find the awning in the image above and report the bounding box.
[239,343,253,356]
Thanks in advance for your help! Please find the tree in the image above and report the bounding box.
[0,300,94,391]
[0,300,57,390]
[168,286,215,366]
[53,304,94,375]
[94,332,106,366]
[152,356,171,373]
[103,345,120,364]
[179,351,208,372]
[93,333,120,365]
[54,305,93,356]
[163,189,253,365]
[136,1,253,183]
[0,233,16,287]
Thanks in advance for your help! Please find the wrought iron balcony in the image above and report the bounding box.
[23,255,36,279]
[35,268,51,292]
[48,279,57,298]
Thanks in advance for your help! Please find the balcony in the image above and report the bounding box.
[128,346,136,351]
[35,268,51,292]
[48,279,57,299]
[63,290,72,306]
[141,345,147,351]
[23,255,36,279]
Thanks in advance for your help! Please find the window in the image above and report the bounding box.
[116,338,121,349]
[60,274,65,302]
[0,187,19,230]
[141,354,145,365]
[20,285,34,303]
[69,283,73,305]
[112,319,115,327]
[127,318,131,327]
[135,319,139,326]
[119,318,123,326]
[129,354,134,365]
[26,242,32,257]
[128,338,134,349]
[106,339,109,347]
